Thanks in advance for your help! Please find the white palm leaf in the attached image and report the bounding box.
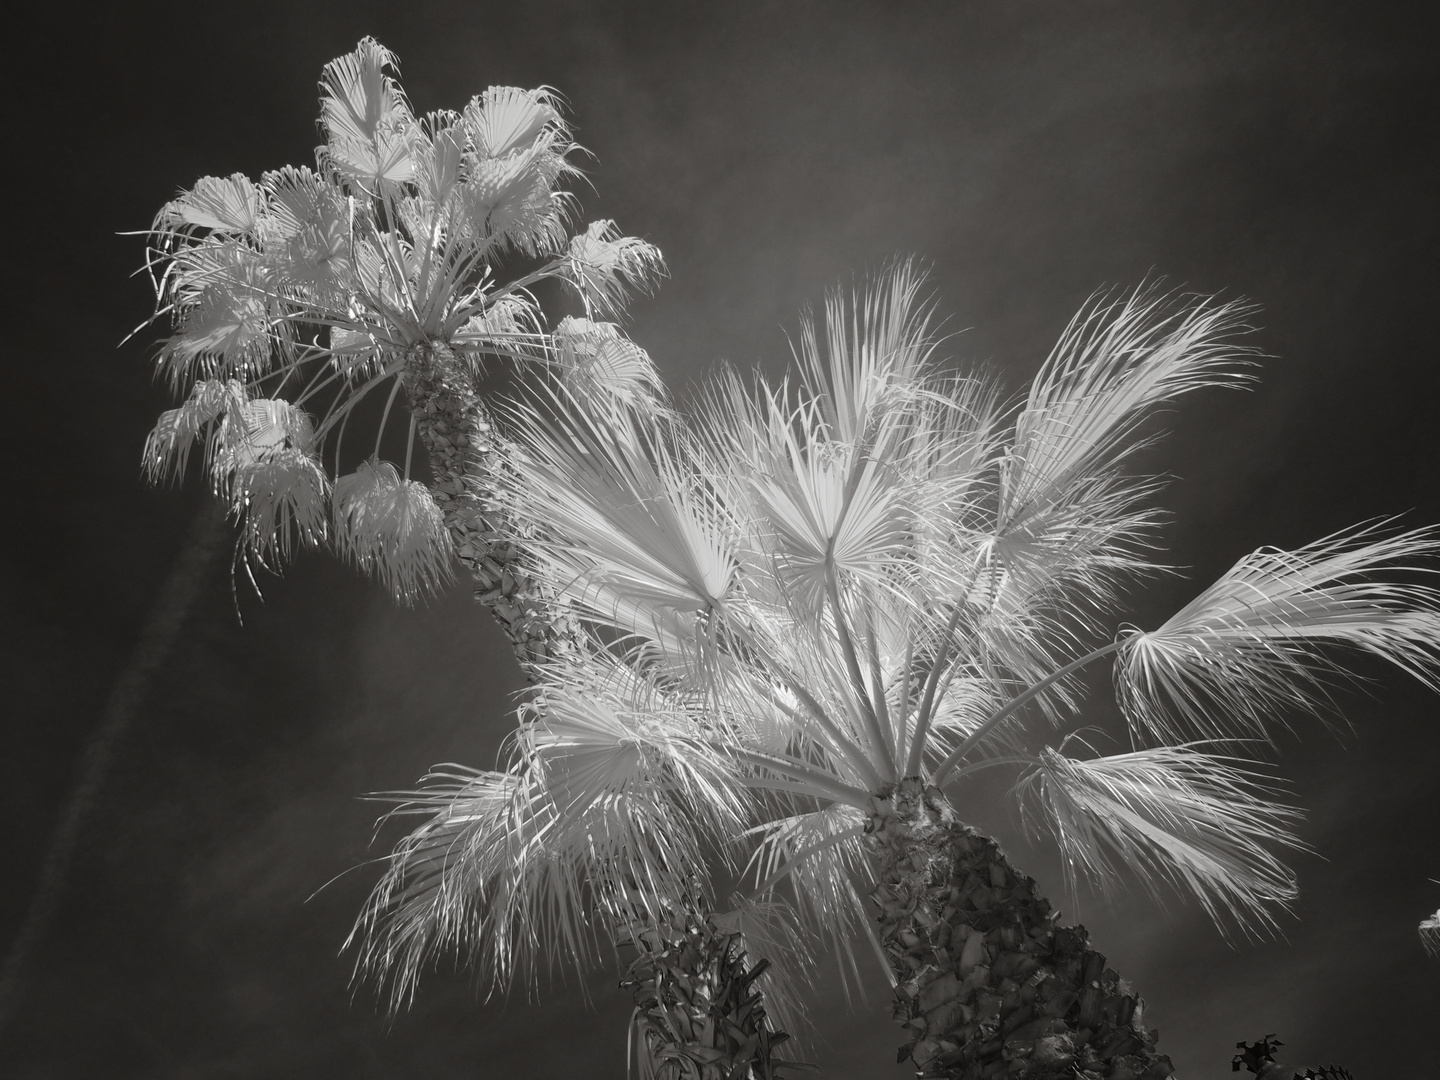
[550,316,668,413]
[142,378,247,486]
[352,753,709,1009]
[747,414,915,610]
[742,806,876,999]
[158,243,277,388]
[1118,522,1440,743]
[464,85,565,160]
[1421,904,1440,957]
[499,391,741,626]
[155,173,264,237]
[452,123,577,258]
[227,450,330,565]
[901,378,1005,595]
[523,647,748,840]
[794,258,937,444]
[918,675,1016,770]
[562,220,667,318]
[1014,744,1306,937]
[258,166,355,304]
[333,459,455,603]
[211,398,329,564]
[317,37,416,191]
[999,286,1255,545]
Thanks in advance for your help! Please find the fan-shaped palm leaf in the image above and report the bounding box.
[498,389,740,626]
[333,459,455,603]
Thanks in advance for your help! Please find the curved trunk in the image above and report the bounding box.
[401,346,788,1077]
[868,779,1175,1080]
[403,345,575,668]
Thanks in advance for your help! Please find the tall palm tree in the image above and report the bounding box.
[138,38,791,1076]
[139,36,664,654]
[384,261,1440,1079]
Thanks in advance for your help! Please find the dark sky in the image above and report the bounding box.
[4,2,1438,1076]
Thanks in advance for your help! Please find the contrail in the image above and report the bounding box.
[0,501,227,1038]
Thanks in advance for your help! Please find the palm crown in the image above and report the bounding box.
[525,261,1440,913]
[138,37,665,602]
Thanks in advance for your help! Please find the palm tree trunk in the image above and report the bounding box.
[868,779,1175,1080]
[622,909,801,1080]
[400,345,788,1077]
[402,345,573,668]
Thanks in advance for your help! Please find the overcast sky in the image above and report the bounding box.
[3,2,1438,1076]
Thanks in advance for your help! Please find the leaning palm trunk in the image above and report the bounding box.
[871,780,1172,1079]
[401,343,567,667]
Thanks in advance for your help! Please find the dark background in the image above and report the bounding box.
[4,2,1438,1076]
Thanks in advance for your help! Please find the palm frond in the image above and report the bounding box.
[794,257,938,444]
[550,317,668,414]
[455,139,575,257]
[351,752,709,1010]
[227,449,330,565]
[209,398,329,564]
[523,646,748,840]
[1118,522,1440,743]
[747,411,914,610]
[561,220,667,318]
[155,173,263,237]
[156,243,277,388]
[333,459,455,603]
[464,85,565,160]
[742,805,876,999]
[317,37,416,191]
[498,389,740,630]
[1015,743,1306,937]
[1421,907,1440,957]
[142,378,247,486]
[998,284,1256,547]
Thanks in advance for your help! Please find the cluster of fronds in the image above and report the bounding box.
[136,38,665,601]
[352,257,1440,1016]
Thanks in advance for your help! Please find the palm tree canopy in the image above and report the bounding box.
[137,38,667,601]
[451,261,1440,966]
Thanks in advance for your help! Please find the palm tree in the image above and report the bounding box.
[139,36,665,655]
[382,261,1440,1079]
[137,38,791,1076]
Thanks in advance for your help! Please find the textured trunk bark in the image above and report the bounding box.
[401,345,788,1077]
[403,345,575,668]
[868,778,1175,1080]
[622,910,804,1080]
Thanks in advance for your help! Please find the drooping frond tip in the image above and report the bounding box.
[562,220,666,318]
[211,399,329,565]
[1118,521,1440,744]
[1015,744,1306,939]
[350,750,715,1012]
[333,459,456,604]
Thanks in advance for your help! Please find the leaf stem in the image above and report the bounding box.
[932,638,1125,786]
